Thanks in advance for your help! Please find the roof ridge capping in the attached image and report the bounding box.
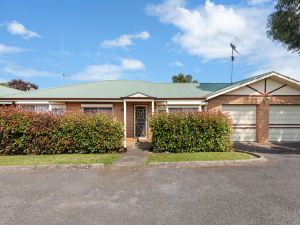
[205,71,300,100]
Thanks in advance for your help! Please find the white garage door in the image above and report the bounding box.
[222,105,256,142]
[269,105,300,142]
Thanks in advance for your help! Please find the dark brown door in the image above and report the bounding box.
[135,106,147,138]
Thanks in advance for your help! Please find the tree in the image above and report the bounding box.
[267,0,300,54]
[172,73,198,83]
[8,79,38,91]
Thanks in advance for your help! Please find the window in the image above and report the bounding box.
[157,105,167,112]
[51,105,66,115]
[36,105,49,113]
[19,105,35,111]
[168,106,200,113]
[19,104,66,114]
[19,104,49,112]
[81,104,113,115]
[83,107,112,114]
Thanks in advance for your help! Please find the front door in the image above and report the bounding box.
[134,105,147,138]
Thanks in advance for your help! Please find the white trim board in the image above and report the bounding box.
[206,72,300,100]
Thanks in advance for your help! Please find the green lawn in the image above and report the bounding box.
[0,154,121,166]
[146,151,256,164]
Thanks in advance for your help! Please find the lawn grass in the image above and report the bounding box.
[0,154,121,166]
[146,151,256,164]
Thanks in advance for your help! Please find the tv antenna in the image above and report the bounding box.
[230,42,240,84]
[61,33,64,77]
[61,34,71,77]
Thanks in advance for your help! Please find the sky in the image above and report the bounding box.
[0,0,299,88]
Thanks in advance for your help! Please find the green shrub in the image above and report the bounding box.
[0,107,123,155]
[54,113,124,154]
[149,112,232,152]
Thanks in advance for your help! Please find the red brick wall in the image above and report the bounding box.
[208,95,300,143]
[65,101,154,140]
[65,103,82,112]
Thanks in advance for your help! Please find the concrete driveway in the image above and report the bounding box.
[0,143,299,225]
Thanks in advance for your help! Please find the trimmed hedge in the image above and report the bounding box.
[0,108,123,155]
[149,112,232,152]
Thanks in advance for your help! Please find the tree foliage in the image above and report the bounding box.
[8,79,38,91]
[267,0,300,54]
[172,73,198,83]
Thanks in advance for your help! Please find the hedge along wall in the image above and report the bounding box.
[0,108,124,155]
[149,112,232,152]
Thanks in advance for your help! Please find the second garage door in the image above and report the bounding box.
[222,105,256,142]
[269,105,300,142]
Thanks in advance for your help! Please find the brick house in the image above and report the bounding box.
[0,85,22,105]
[1,71,300,146]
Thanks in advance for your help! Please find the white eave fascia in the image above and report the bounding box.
[205,72,300,100]
[0,101,13,104]
[166,100,204,105]
[274,73,300,86]
[16,101,50,104]
[58,99,123,102]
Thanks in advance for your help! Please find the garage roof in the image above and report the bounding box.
[205,71,300,99]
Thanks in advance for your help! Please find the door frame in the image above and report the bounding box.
[134,105,148,139]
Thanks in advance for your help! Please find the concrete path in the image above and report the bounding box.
[111,142,150,169]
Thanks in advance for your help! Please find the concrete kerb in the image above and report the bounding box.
[0,163,104,172]
[147,150,268,169]
[0,150,267,171]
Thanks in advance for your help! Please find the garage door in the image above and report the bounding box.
[222,105,256,142]
[269,105,300,142]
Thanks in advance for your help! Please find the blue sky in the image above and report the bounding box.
[0,0,299,88]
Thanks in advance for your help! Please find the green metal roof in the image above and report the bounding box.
[0,85,23,97]
[4,71,295,100]
[1,80,230,99]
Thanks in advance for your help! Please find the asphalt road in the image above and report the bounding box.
[0,143,299,225]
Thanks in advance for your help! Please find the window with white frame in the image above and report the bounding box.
[81,104,113,115]
[157,105,167,112]
[51,104,66,115]
[168,106,200,113]
[19,104,49,112]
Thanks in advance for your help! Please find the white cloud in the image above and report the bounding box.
[73,58,145,81]
[101,31,150,48]
[169,60,183,67]
[0,43,25,55]
[247,0,271,5]
[73,64,122,81]
[2,64,55,77]
[147,0,258,60]
[121,58,145,70]
[7,20,41,39]
[147,0,300,80]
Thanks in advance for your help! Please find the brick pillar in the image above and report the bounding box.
[256,101,269,144]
